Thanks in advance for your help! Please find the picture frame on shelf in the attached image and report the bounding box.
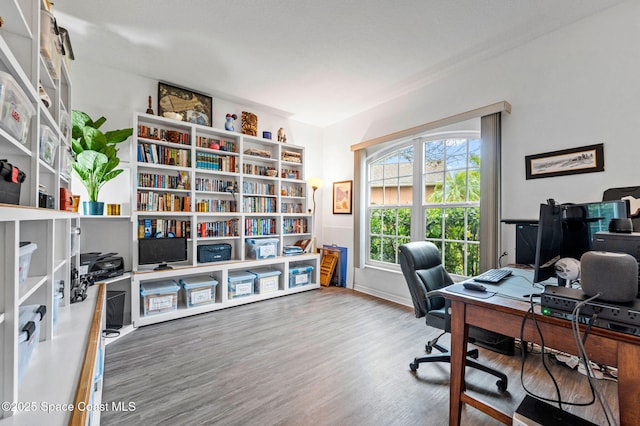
[525,143,604,180]
[158,82,213,126]
[333,180,352,214]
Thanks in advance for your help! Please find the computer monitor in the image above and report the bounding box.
[533,199,629,284]
[138,237,188,270]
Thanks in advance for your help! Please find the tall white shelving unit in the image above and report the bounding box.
[131,112,320,327]
[1,2,105,424]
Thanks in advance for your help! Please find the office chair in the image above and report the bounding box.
[399,241,508,391]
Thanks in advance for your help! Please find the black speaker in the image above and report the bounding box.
[106,290,126,329]
[580,251,638,303]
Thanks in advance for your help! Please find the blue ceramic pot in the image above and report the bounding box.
[83,201,104,215]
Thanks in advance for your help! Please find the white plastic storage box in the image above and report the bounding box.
[140,280,180,316]
[247,268,281,294]
[39,125,59,166]
[245,237,279,260]
[40,9,62,79]
[289,265,314,288]
[180,276,218,308]
[228,271,255,299]
[18,304,46,383]
[0,71,36,144]
[18,242,38,284]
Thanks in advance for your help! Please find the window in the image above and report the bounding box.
[366,132,482,275]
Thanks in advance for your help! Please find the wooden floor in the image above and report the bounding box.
[101,287,618,425]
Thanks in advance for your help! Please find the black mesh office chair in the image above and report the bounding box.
[399,241,508,391]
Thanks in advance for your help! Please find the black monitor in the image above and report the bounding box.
[138,237,188,270]
[533,199,629,284]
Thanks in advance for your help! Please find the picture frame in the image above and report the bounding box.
[525,143,604,180]
[333,180,353,214]
[158,82,213,127]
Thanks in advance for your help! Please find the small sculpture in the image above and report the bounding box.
[146,96,154,114]
[277,128,287,143]
[241,111,258,136]
[225,113,238,131]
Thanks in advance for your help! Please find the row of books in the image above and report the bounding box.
[242,164,276,176]
[195,199,237,212]
[195,136,237,153]
[138,142,191,167]
[281,202,305,214]
[195,152,238,172]
[283,218,308,234]
[138,125,190,145]
[245,217,277,236]
[137,191,190,212]
[242,181,275,195]
[243,196,277,213]
[197,219,240,238]
[281,184,305,197]
[194,177,237,193]
[138,218,191,238]
[137,172,184,190]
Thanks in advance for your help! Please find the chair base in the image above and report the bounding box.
[409,348,508,392]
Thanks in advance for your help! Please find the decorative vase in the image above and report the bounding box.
[83,201,104,215]
[225,116,235,131]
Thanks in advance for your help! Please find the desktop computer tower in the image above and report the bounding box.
[106,290,126,329]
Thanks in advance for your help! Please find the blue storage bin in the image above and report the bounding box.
[18,304,46,383]
[289,265,314,288]
[228,271,255,299]
[140,280,180,316]
[180,276,218,307]
[247,268,281,294]
[246,237,279,259]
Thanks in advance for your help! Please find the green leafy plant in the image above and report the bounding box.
[71,110,133,202]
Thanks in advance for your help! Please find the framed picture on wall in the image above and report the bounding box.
[525,143,604,180]
[333,180,353,214]
[158,82,213,126]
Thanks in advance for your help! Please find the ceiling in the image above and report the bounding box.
[54,0,623,127]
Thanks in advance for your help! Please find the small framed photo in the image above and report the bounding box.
[333,180,353,214]
[525,143,604,180]
[158,82,213,126]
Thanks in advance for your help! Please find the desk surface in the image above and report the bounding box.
[442,279,640,426]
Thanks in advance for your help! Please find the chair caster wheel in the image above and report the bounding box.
[410,362,418,372]
[425,344,433,354]
[496,379,507,392]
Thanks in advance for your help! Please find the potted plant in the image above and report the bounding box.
[71,110,133,215]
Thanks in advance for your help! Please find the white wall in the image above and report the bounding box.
[320,2,640,306]
[69,61,324,214]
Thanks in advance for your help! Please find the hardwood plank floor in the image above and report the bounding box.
[101,287,618,425]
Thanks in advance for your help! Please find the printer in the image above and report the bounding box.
[79,252,125,280]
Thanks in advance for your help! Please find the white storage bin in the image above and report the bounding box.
[228,271,255,299]
[289,265,314,288]
[39,125,59,165]
[18,304,46,383]
[180,276,218,307]
[140,280,180,316]
[18,242,38,284]
[247,268,281,294]
[245,237,279,260]
[0,71,36,144]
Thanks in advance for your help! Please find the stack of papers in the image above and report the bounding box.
[283,245,303,256]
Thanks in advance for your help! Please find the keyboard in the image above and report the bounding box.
[473,269,512,284]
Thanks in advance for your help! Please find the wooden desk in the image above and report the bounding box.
[443,287,640,425]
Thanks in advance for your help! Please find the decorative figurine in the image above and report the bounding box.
[241,111,258,136]
[146,96,154,114]
[225,113,238,131]
[277,127,287,143]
